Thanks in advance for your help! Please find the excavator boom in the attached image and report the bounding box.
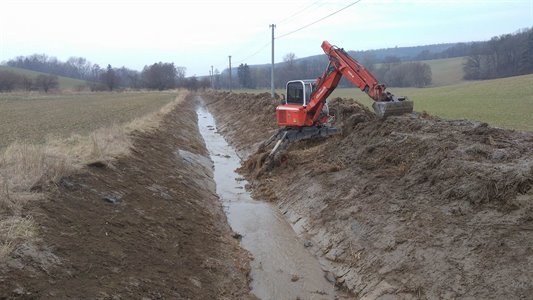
[262,41,414,170]
[320,41,413,118]
[276,41,413,128]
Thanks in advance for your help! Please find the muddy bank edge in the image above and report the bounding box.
[1,93,254,299]
[204,91,533,299]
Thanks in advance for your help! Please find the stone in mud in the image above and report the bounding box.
[324,271,336,283]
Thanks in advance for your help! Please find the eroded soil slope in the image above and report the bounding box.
[1,94,253,299]
[205,91,533,299]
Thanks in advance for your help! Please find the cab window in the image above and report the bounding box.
[304,83,313,105]
[286,82,304,105]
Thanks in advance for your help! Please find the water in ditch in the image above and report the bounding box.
[196,102,336,300]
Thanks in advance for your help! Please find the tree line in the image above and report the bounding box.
[0,71,59,92]
[227,52,432,90]
[216,27,532,90]
[2,54,207,92]
[463,28,533,80]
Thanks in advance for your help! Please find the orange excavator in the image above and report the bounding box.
[262,40,413,157]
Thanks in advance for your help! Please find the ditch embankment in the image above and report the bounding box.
[204,91,533,299]
[0,94,253,299]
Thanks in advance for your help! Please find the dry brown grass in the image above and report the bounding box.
[0,216,36,261]
[0,90,188,261]
[0,91,181,148]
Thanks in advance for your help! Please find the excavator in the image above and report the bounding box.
[261,40,413,158]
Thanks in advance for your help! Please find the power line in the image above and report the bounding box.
[227,0,325,67]
[216,0,364,73]
[277,0,363,39]
[277,0,323,25]
[228,0,324,66]
[233,41,271,65]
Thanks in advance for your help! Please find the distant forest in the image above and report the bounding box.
[1,27,531,92]
[223,27,533,89]
[1,56,205,92]
[462,28,533,80]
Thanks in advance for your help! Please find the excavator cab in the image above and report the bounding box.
[278,80,330,127]
[285,80,314,106]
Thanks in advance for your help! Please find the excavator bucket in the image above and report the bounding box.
[372,99,414,118]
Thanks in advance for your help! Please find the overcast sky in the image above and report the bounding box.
[0,0,532,76]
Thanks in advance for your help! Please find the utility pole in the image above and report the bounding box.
[210,65,214,89]
[270,24,276,99]
[228,55,232,92]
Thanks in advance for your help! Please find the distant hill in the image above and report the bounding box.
[324,43,457,62]
[0,65,88,90]
[419,57,465,87]
[228,42,461,74]
[369,56,466,87]
[220,42,466,88]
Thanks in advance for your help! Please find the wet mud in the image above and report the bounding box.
[204,91,533,299]
[196,97,343,299]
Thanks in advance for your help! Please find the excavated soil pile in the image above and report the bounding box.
[205,92,533,299]
[1,95,254,299]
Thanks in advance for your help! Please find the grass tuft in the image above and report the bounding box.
[0,91,188,260]
[0,216,37,262]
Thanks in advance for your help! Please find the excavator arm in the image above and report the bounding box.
[287,41,412,126]
[276,40,413,126]
[266,40,413,171]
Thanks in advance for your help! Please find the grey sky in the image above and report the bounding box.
[1,0,532,76]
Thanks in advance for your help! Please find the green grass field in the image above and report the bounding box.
[0,65,88,90]
[235,73,533,132]
[374,56,465,87]
[331,74,533,131]
[0,91,178,148]
[420,57,465,87]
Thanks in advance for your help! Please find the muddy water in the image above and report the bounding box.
[196,102,336,300]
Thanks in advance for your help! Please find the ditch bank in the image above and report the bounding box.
[204,91,533,299]
[0,94,253,299]
[195,97,344,299]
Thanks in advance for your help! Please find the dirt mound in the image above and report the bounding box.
[0,94,254,299]
[204,91,533,299]
[333,105,533,207]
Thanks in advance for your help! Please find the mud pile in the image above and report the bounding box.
[205,92,533,299]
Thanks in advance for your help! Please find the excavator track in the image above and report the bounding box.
[261,126,338,154]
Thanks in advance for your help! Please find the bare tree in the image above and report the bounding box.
[103,64,116,91]
[0,71,21,92]
[237,63,254,88]
[141,62,177,90]
[184,76,198,91]
[463,28,533,79]
[175,66,186,88]
[34,74,58,92]
[284,53,296,67]
[384,62,432,87]
[200,77,211,90]
[276,53,299,87]
[21,75,33,91]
